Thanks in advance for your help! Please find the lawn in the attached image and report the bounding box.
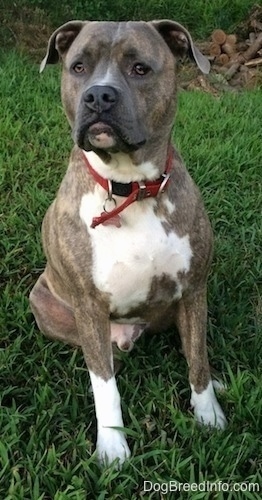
[0,50,261,499]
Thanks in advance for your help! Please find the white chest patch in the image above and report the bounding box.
[80,189,192,317]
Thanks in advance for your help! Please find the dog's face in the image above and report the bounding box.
[66,22,178,155]
[40,20,209,158]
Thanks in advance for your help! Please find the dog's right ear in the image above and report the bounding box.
[40,20,87,73]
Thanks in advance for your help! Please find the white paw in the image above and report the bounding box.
[89,372,130,465]
[96,427,131,466]
[191,380,227,430]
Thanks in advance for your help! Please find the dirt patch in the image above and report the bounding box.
[0,5,51,58]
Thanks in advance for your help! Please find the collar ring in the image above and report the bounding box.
[103,196,117,214]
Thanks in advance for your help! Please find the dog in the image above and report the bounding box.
[30,19,227,466]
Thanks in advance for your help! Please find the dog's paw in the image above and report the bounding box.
[193,399,227,429]
[96,427,131,466]
[212,379,227,392]
[191,380,227,430]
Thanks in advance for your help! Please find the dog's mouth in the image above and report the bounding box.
[76,117,147,154]
[87,122,117,150]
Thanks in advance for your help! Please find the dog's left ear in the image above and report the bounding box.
[151,20,210,74]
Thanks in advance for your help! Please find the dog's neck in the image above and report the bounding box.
[83,145,173,184]
[82,148,170,184]
[81,147,173,229]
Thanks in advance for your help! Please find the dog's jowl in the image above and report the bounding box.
[30,20,227,465]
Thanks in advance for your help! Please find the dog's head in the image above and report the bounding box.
[40,20,209,160]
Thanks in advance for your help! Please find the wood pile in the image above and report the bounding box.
[197,4,262,87]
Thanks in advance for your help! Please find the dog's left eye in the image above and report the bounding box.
[133,63,150,76]
[73,62,85,74]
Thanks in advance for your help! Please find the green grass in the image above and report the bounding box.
[15,0,256,38]
[0,50,261,499]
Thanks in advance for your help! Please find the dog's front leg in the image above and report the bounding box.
[74,303,131,466]
[175,288,227,429]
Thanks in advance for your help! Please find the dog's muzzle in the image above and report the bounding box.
[75,85,147,153]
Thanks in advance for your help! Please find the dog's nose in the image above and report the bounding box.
[84,85,118,113]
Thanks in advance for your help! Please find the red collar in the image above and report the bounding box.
[82,148,173,228]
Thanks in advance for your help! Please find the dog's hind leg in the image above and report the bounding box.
[174,287,227,429]
[30,274,80,346]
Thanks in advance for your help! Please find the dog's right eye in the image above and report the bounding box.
[72,62,85,74]
[132,63,150,76]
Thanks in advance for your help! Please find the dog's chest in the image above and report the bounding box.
[80,190,192,317]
